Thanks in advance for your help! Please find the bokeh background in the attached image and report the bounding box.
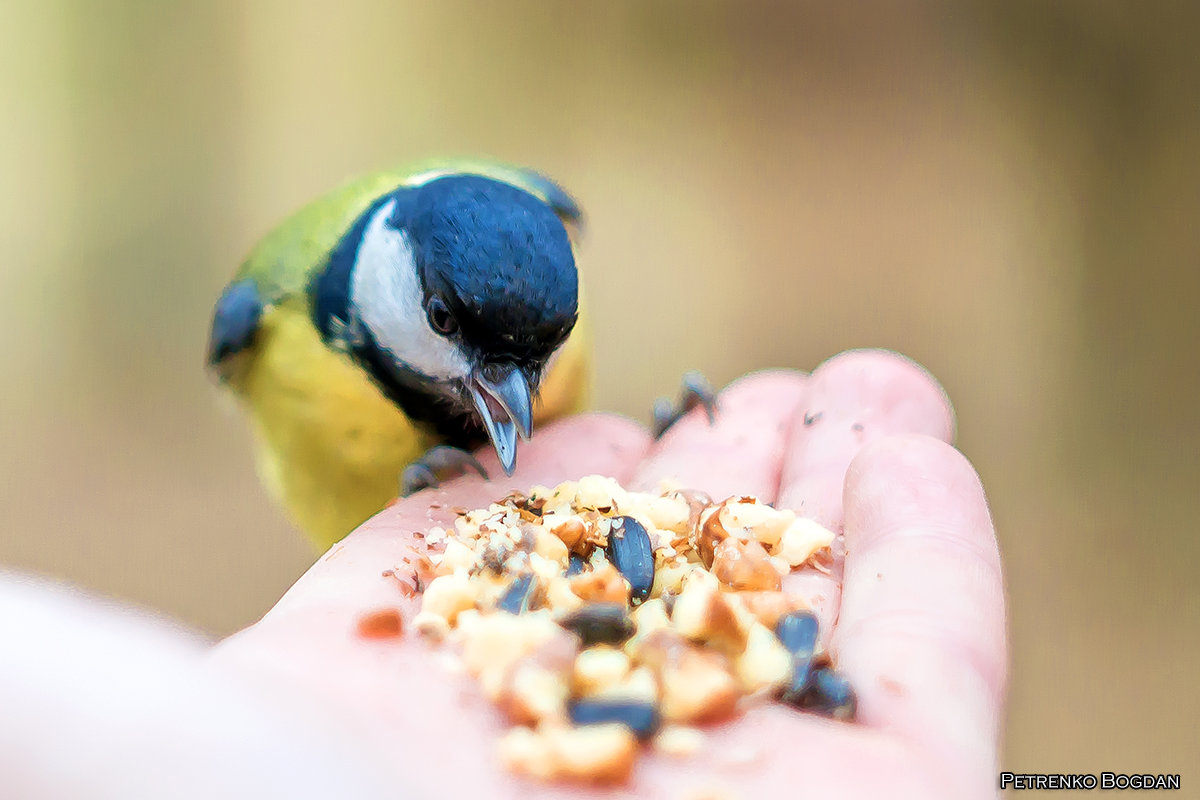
[2,0,1196,794]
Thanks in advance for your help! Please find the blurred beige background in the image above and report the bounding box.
[1,0,1196,793]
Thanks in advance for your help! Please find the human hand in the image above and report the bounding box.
[209,350,1007,799]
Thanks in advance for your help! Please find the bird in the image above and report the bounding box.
[207,161,591,548]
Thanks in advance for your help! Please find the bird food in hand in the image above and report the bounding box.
[406,475,855,784]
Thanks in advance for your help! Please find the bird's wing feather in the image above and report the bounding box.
[207,278,263,374]
[233,170,416,300]
[208,170,413,381]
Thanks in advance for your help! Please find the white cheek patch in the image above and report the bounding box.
[541,338,566,384]
[350,199,471,381]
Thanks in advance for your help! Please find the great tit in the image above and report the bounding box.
[208,162,590,547]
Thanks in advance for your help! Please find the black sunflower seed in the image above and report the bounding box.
[795,666,857,722]
[775,610,820,656]
[775,610,821,704]
[496,574,537,614]
[605,516,655,604]
[566,552,588,576]
[557,603,636,646]
[568,699,661,740]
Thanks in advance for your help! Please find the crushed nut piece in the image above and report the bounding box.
[500,723,638,784]
[734,623,793,693]
[776,517,837,567]
[572,645,632,697]
[355,608,404,639]
[695,504,730,568]
[498,662,569,725]
[671,577,748,654]
[411,610,450,641]
[736,591,802,630]
[568,562,631,604]
[653,724,705,757]
[711,537,782,592]
[659,646,741,723]
[419,572,476,623]
[437,538,477,574]
[719,498,793,546]
[533,527,570,565]
[547,515,588,552]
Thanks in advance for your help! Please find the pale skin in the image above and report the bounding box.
[0,351,1007,799]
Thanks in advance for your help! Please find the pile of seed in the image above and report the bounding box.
[408,475,857,784]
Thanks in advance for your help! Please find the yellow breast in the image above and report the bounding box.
[236,298,590,548]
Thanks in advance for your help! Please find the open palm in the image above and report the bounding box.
[210,350,1006,800]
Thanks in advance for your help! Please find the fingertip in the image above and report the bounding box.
[778,352,957,528]
[721,368,808,398]
[811,350,956,443]
[813,349,943,391]
[656,369,807,441]
[843,434,994,558]
[704,369,808,435]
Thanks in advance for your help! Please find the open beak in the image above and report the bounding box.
[467,363,534,475]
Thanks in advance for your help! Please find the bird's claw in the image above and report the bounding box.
[401,445,488,496]
[651,370,718,439]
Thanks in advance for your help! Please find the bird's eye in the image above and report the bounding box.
[426,297,458,336]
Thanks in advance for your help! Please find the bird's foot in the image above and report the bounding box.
[401,445,488,496]
[651,370,718,439]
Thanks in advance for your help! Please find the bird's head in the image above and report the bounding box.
[325,173,579,474]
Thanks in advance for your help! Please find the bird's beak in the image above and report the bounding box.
[468,364,534,476]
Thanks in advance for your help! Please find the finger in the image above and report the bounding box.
[776,350,956,633]
[835,435,1006,792]
[778,349,955,528]
[629,370,808,502]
